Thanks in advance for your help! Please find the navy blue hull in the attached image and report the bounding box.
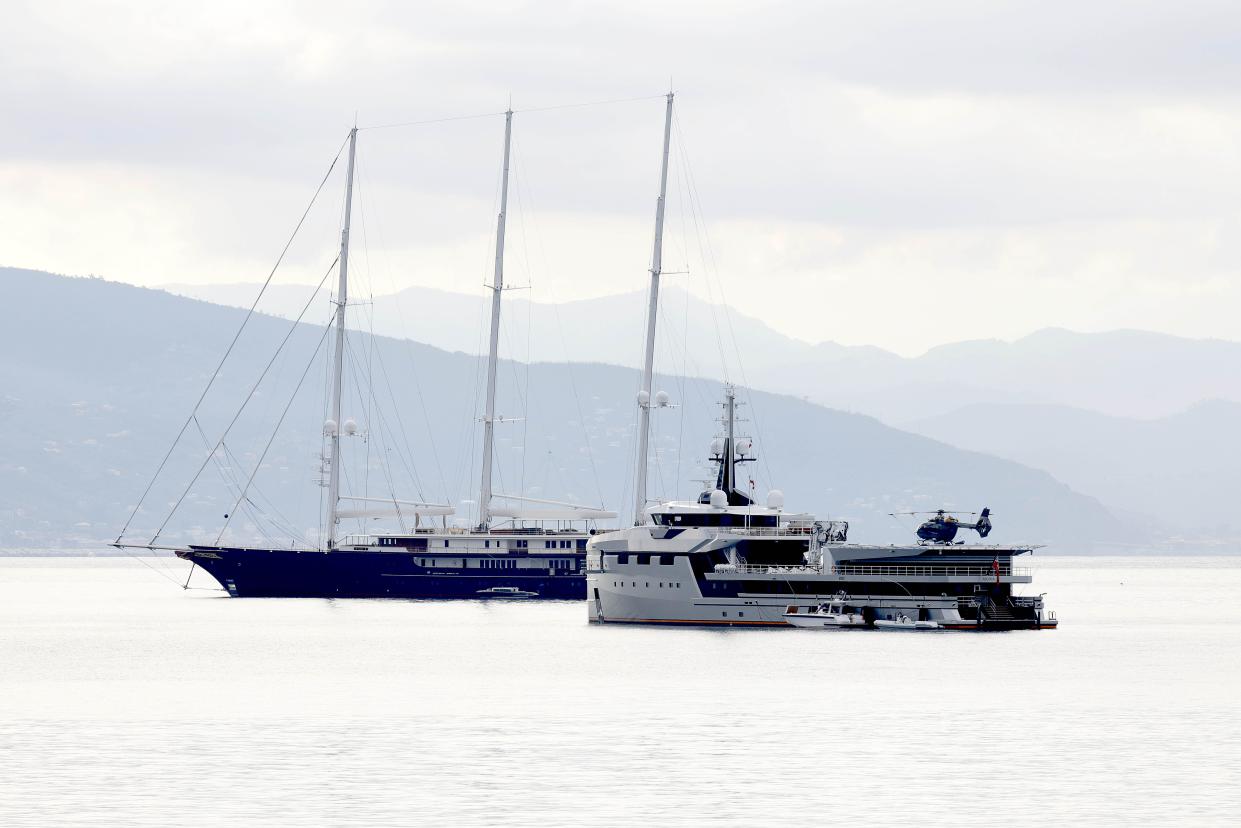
[178,546,585,599]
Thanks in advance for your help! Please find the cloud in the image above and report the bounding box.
[3,0,1241,354]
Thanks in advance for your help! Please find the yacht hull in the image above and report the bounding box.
[180,546,585,599]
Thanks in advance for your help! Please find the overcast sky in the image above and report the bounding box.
[3,0,1240,355]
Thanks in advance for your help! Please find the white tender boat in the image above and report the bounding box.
[874,613,941,631]
[476,586,539,598]
[783,598,865,628]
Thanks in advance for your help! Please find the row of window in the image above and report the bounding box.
[614,554,677,566]
[612,581,681,589]
[480,559,517,569]
[653,513,778,527]
[414,557,576,570]
[380,537,584,551]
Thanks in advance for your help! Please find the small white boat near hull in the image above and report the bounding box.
[874,613,942,631]
[784,613,867,628]
[783,601,866,629]
[476,587,539,598]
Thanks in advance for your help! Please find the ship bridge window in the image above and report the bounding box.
[653,513,777,528]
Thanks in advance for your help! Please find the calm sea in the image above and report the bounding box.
[1,554,1238,826]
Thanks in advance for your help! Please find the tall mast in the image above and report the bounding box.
[633,92,674,526]
[477,109,513,530]
[325,126,358,549]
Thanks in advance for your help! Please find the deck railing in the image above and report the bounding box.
[832,564,1031,578]
[727,563,1031,578]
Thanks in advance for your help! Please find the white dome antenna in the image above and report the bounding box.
[709,438,725,457]
[637,390,650,407]
[654,390,670,407]
[767,489,785,510]
[709,489,728,509]
[322,419,338,437]
[343,418,358,436]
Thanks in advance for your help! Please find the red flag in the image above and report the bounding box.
[992,556,1001,585]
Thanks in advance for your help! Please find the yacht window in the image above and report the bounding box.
[637,554,651,565]
[443,540,449,548]
[659,555,675,565]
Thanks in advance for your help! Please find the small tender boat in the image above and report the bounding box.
[784,598,866,628]
[874,612,941,631]
[476,586,539,598]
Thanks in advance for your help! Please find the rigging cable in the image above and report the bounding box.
[215,317,335,544]
[359,93,667,132]
[352,152,452,507]
[151,255,340,544]
[116,133,350,543]
[674,111,777,490]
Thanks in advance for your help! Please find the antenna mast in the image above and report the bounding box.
[325,126,358,549]
[633,92,675,526]
[478,109,514,530]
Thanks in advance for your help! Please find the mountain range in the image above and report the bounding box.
[164,280,1241,422]
[2,266,1136,551]
[160,278,1241,543]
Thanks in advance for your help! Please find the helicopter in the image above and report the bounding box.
[891,507,992,544]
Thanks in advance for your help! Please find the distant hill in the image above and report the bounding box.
[908,400,1241,543]
[3,266,1128,550]
[163,281,1241,422]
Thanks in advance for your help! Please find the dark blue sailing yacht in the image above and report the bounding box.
[119,111,614,598]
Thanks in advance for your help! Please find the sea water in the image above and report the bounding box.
[0,555,1238,826]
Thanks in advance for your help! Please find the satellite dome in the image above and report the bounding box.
[654,390,670,407]
[766,489,785,509]
[343,418,358,436]
[709,438,725,456]
[322,419,338,437]
[637,390,650,407]
[736,438,753,456]
[709,489,728,509]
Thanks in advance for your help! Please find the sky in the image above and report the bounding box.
[3,0,1240,356]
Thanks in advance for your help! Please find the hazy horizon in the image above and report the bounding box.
[149,274,1241,357]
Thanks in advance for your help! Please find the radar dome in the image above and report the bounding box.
[709,438,725,456]
[709,489,728,509]
[766,489,785,509]
[736,438,753,456]
[343,418,358,436]
[322,419,338,437]
[637,390,650,407]
[654,390,670,407]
